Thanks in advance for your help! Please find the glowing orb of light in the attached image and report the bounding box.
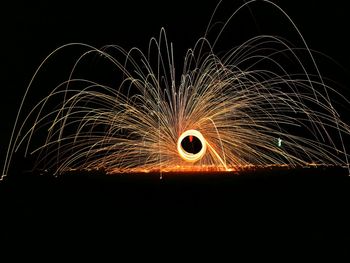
[177,130,207,162]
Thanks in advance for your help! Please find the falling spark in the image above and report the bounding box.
[277,138,282,148]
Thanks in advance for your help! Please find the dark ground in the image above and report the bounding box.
[1,167,349,259]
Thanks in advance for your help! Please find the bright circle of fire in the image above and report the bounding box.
[177,129,207,162]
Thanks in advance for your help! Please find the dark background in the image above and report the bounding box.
[0,0,350,258]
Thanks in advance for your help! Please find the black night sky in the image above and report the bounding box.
[0,0,350,259]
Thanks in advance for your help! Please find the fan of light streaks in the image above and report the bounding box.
[2,0,350,178]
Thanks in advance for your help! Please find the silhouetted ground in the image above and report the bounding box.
[1,167,349,259]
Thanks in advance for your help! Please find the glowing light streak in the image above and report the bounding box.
[177,130,207,163]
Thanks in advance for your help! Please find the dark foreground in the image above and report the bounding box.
[1,167,349,259]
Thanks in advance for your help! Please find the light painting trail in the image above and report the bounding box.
[1,0,350,179]
[177,130,207,163]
